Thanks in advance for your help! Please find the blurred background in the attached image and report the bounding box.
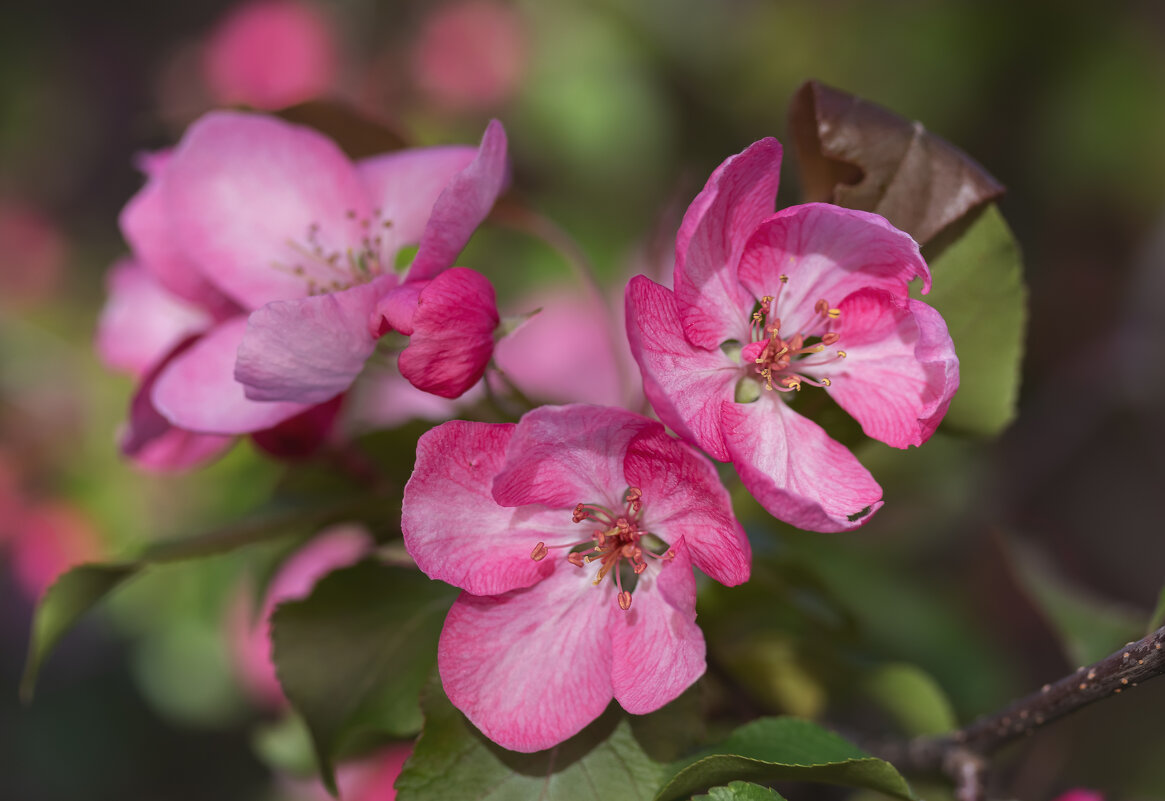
[3,0,1165,798]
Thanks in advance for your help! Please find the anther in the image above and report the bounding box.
[567,552,586,567]
[827,308,841,319]
[618,591,633,611]
[822,332,840,345]
[530,542,548,561]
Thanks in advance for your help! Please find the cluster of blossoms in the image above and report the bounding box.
[98,112,958,752]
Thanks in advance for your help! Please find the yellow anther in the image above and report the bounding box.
[827,308,841,319]
[779,274,788,283]
[820,377,832,386]
[837,350,847,359]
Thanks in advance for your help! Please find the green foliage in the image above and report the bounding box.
[270,562,457,795]
[396,680,678,801]
[653,717,917,801]
[863,663,958,737]
[918,203,1027,437]
[693,782,786,801]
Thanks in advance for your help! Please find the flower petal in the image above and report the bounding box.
[625,275,741,461]
[402,420,568,596]
[721,397,883,532]
[610,540,704,714]
[396,267,498,398]
[825,288,959,448]
[737,204,930,332]
[96,259,214,378]
[407,119,509,282]
[235,274,396,404]
[152,317,313,434]
[163,111,370,309]
[438,565,613,752]
[491,404,655,510]
[624,426,750,586]
[674,138,782,348]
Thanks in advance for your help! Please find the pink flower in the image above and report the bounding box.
[626,138,958,532]
[97,111,507,467]
[402,404,750,752]
[229,525,372,707]
[0,199,67,307]
[203,0,339,110]
[7,503,103,602]
[298,743,412,801]
[412,1,527,112]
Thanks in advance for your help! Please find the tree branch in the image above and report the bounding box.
[875,624,1165,799]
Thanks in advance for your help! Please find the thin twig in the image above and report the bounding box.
[874,624,1165,797]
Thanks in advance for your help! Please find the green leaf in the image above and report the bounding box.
[271,562,457,795]
[1004,537,1143,666]
[693,783,786,801]
[917,203,1027,436]
[21,498,358,702]
[653,717,916,801]
[1147,585,1165,636]
[396,679,678,801]
[863,663,958,737]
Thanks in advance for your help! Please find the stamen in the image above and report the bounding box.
[618,591,633,611]
[530,542,548,561]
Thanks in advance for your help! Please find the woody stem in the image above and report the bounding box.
[873,624,1165,800]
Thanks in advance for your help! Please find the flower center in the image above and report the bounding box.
[742,274,847,393]
[529,487,674,611]
[272,208,396,296]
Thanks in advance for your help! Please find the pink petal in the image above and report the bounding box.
[491,404,654,509]
[152,317,313,434]
[674,138,782,349]
[119,158,239,314]
[356,146,478,265]
[121,341,235,471]
[235,274,396,404]
[721,398,883,532]
[376,280,424,336]
[623,426,750,587]
[610,540,704,714]
[163,111,370,310]
[825,289,959,448]
[396,268,498,398]
[625,275,742,462]
[250,394,343,458]
[737,204,930,333]
[406,119,509,282]
[343,368,470,430]
[96,259,214,378]
[438,565,613,752]
[402,420,569,597]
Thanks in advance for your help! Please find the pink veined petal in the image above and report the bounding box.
[737,204,930,333]
[356,145,478,264]
[438,564,614,752]
[406,119,509,282]
[376,280,424,336]
[397,267,498,398]
[491,404,656,510]
[610,539,705,714]
[623,426,750,587]
[674,138,782,349]
[825,288,959,448]
[402,420,570,596]
[721,398,883,532]
[96,259,214,378]
[119,160,239,315]
[250,393,343,458]
[163,111,370,310]
[152,317,313,434]
[235,273,397,404]
[120,339,235,471]
[625,275,743,462]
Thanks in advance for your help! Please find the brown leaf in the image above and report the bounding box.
[788,80,1004,245]
[275,100,409,158]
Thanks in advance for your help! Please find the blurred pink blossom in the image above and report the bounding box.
[0,199,67,307]
[203,0,339,110]
[412,1,527,111]
[8,503,102,601]
[229,525,372,707]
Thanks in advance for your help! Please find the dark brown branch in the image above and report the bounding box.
[874,624,1165,799]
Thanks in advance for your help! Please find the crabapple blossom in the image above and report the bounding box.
[402,404,750,752]
[626,137,958,532]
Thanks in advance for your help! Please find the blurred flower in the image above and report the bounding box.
[229,524,372,707]
[97,112,507,469]
[626,138,959,532]
[203,0,339,110]
[7,502,102,601]
[412,0,527,111]
[402,404,750,751]
[0,199,67,307]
